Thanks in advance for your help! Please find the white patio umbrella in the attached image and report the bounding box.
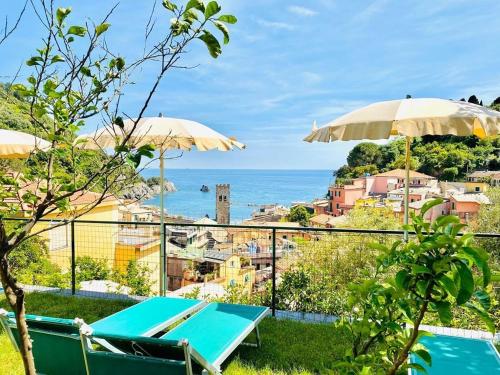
[76,116,245,294]
[0,129,50,159]
[304,98,500,238]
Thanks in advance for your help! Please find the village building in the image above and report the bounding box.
[327,169,437,216]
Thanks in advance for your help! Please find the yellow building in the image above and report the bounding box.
[34,192,120,270]
[465,171,500,193]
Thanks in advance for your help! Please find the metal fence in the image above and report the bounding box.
[2,218,499,321]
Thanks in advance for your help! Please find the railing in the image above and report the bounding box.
[2,218,499,320]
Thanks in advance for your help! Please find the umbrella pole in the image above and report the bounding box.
[159,148,167,295]
[404,136,411,241]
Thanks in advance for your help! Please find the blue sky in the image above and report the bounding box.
[2,0,500,170]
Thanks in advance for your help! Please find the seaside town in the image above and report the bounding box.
[28,167,498,298]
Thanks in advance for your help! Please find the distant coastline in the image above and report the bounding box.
[141,169,333,223]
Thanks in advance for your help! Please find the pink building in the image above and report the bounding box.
[328,169,436,216]
[449,193,490,223]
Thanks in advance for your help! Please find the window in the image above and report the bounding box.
[451,202,456,210]
[475,186,480,192]
[229,279,236,286]
[282,235,287,240]
[230,261,235,267]
[244,274,250,283]
[336,203,340,209]
[49,222,69,251]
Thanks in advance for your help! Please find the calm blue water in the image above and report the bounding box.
[142,169,333,223]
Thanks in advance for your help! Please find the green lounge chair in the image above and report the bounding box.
[90,296,205,337]
[0,309,87,375]
[160,302,270,374]
[78,321,201,375]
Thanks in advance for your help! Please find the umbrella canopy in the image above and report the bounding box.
[304,98,500,142]
[75,116,245,296]
[0,129,51,159]
[76,117,245,151]
[304,98,500,238]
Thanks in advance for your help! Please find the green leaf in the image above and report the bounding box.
[204,1,221,18]
[411,264,431,274]
[95,23,110,37]
[26,56,43,66]
[434,301,452,324]
[51,55,65,63]
[473,290,491,310]
[460,246,490,287]
[67,25,87,37]
[218,14,237,24]
[214,21,229,44]
[56,7,72,26]
[455,261,474,305]
[420,198,443,216]
[198,30,222,58]
[414,349,432,366]
[186,0,205,12]
[162,0,177,11]
[395,270,410,290]
[115,57,125,71]
[437,274,457,297]
[407,363,428,373]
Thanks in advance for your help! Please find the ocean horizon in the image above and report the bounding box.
[141,169,334,223]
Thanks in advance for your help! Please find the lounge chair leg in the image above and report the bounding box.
[255,325,261,348]
[241,326,261,348]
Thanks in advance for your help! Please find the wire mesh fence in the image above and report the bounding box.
[3,218,499,322]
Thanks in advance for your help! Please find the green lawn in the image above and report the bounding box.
[0,293,349,375]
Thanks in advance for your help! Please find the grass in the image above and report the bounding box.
[0,293,349,375]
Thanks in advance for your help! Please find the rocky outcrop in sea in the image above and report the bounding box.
[120,180,176,200]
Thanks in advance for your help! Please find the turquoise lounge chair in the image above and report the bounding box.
[90,296,205,337]
[160,302,270,374]
[410,334,500,374]
[0,309,87,375]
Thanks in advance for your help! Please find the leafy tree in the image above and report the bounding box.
[9,234,69,288]
[441,167,459,181]
[0,1,237,373]
[341,206,400,230]
[347,142,383,168]
[288,205,311,226]
[75,256,110,283]
[468,95,480,104]
[112,260,152,296]
[337,200,493,374]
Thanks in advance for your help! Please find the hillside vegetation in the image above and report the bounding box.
[0,83,142,193]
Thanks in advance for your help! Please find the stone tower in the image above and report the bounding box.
[216,184,230,224]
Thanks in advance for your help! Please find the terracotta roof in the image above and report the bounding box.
[374,169,435,179]
[451,193,490,204]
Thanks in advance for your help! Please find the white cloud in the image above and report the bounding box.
[352,0,389,23]
[256,19,295,31]
[287,5,318,17]
[303,72,322,85]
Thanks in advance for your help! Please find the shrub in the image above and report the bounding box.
[75,256,110,283]
[336,199,493,374]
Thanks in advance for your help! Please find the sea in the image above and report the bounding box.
[142,169,334,223]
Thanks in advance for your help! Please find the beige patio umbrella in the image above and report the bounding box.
[76,115,245,294]
[0,129,50,159]
[304,98,500,237]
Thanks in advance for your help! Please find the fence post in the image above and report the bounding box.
[271,227,276,317]
[70,220,76,295]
